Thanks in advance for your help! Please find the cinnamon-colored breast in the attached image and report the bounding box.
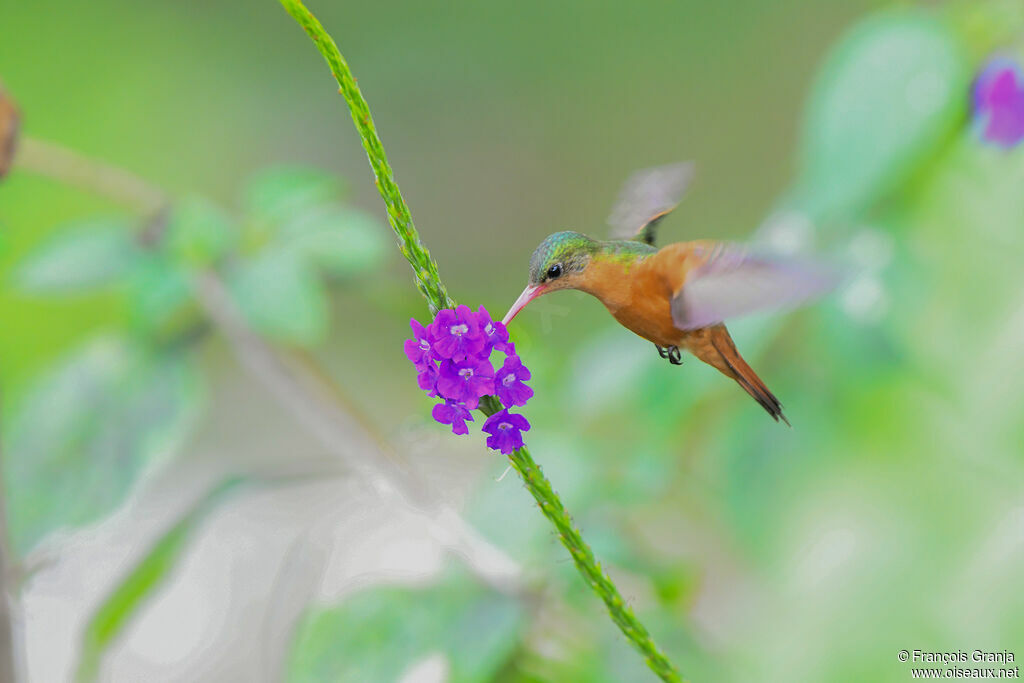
[577,241,715,348]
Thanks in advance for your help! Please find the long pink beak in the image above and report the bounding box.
[502,284,545,325]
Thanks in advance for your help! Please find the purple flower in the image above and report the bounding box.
[416,362,439,396]
[436,357,494,409]
[494,354,533,408]
[431,305,485,361]
[404,319,435,368]
[406,304,536,448]
[482,409,530,454]
[973,58,1024,148]
[476,306,511,353]
[432,400,474,435]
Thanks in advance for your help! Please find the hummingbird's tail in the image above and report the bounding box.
[691,325,790,425]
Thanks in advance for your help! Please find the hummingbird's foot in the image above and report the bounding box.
[656,344,683,365]
[667,346,683,365]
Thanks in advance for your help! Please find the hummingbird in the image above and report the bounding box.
[501,163,837,424]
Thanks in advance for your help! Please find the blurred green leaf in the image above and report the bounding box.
[5,335,203,553]
[287,574,523,683]
[228,248,329,346]
[76,478,243,683]
[795,9,970,219]
[280,205,390,278]
[465,464,552,562]
[127,256,197,336]
[165,196,236,267]
[13,217,140,293]
[949,0,1024,59]
[242,165,343,225]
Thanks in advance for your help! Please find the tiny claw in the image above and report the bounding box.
[655,345,669,359]
[668,346,683,365]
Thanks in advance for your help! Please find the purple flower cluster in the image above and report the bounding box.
[405,304,533,454]
[973,57,1024,148]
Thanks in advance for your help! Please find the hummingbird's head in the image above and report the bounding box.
[502,231,598,325]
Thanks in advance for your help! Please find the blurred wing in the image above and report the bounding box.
[607,162,694,246]
[671,244,840,330]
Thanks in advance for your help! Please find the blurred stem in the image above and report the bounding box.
[12,136,522,595]
[190,271,523,593]
[14,137,168,214]
[0,397,18,683]
[277,2,684,681]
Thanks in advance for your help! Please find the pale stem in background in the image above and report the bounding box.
[14,138,166,215]
[191,271,522,590]
[10,137,523,595]
[0,397,18,683]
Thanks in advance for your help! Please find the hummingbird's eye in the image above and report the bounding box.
[547,263,563,280]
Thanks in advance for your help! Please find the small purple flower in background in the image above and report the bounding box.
[437,357,494,409]
[404,319,434,368]
[973,57,1024,148]
[431,304,484,360]
[405,306,533,453]
[482,409,530,454]
[476,305,511,353]
[432,400,473,435]
[495,354,533,408]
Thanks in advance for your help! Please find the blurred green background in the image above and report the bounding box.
[2,0,1024,681]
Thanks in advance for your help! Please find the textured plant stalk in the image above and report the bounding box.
[277,2,685,680]
[276,0,455,317]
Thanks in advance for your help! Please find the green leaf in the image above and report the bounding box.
[76,478,243,683]
[280,205,390,278]
[242,165,343,225]
[14,218,140,293]
[127,256,197,336]
[165,196,236,267]
[227,248,329,346]
[896,136,1024,420]
[794,9,970,219]
[5,336,203,553]
[287,575,523,683]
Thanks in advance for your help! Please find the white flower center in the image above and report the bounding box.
[458,368,474,379]
[498,422,512,431]
[484,323,494,335]
[419,339,430,351]
[451,324,469,336]
[502,373,516,387]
